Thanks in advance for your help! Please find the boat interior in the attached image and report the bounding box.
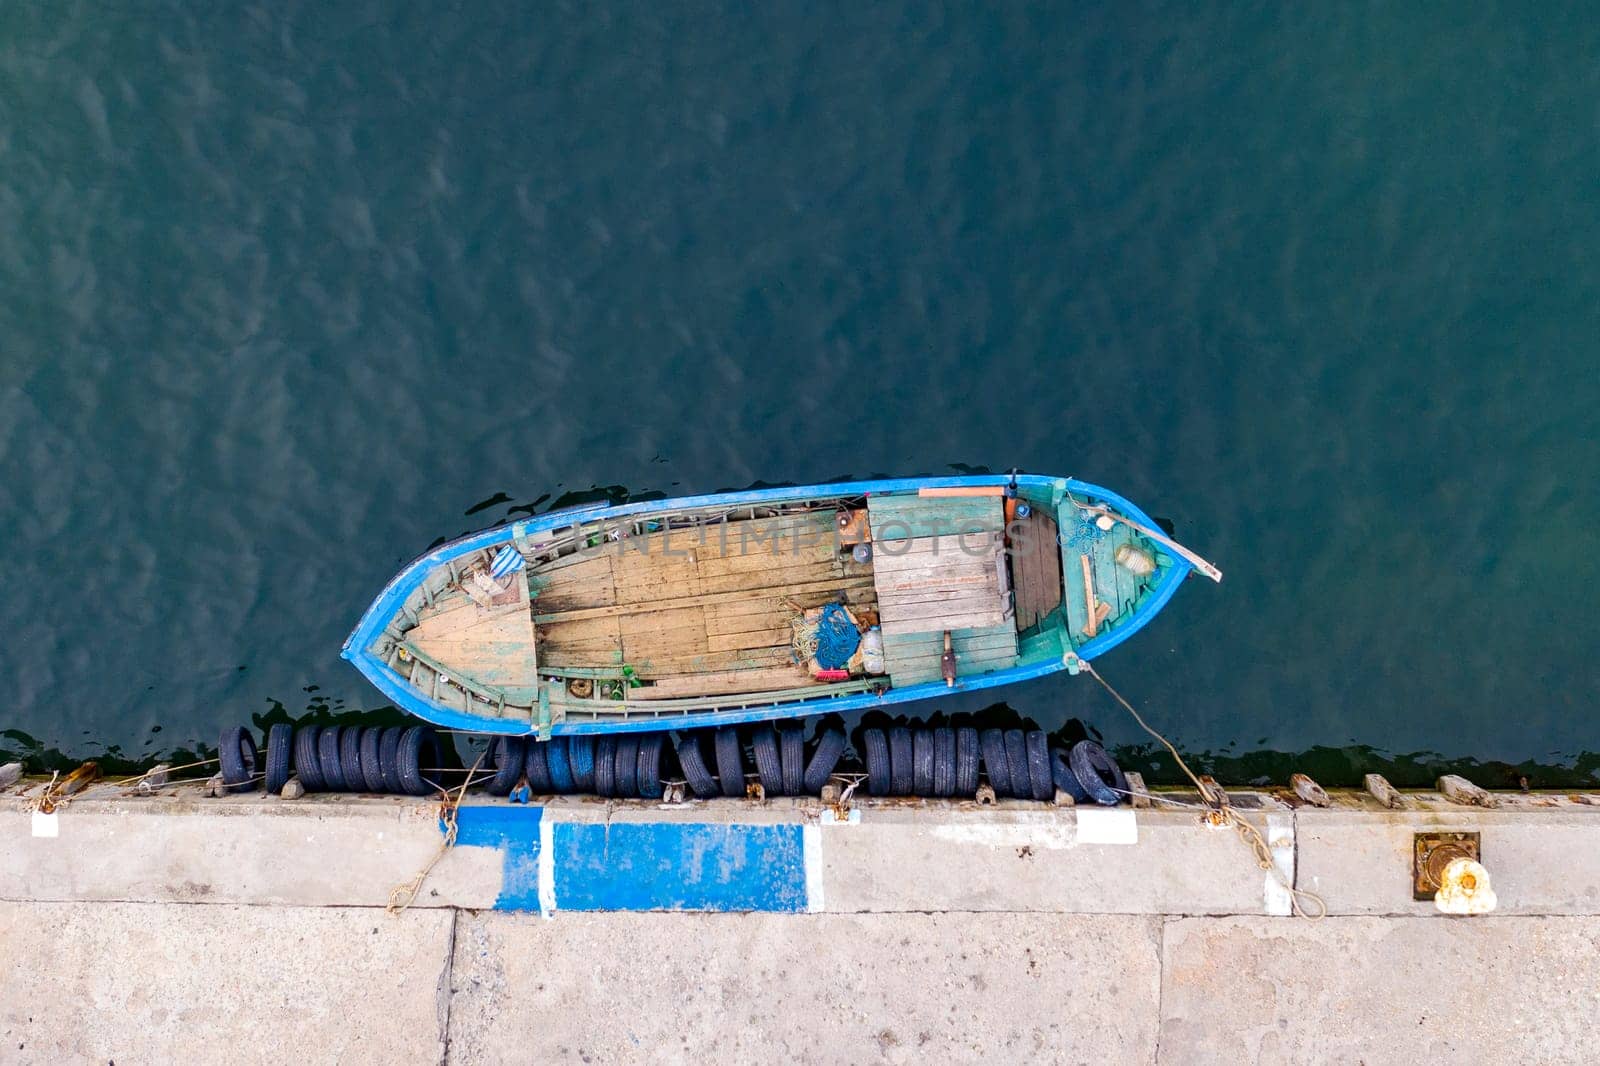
[366,486,1166,725]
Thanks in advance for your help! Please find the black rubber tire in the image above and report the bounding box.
[612,736,639,798]
[265,723,293,795]
[802,728,847,794]
[714,728,744,797]
[1002,730,1029,798]
[486,736,525,796]
[931,727,955,797]
[398,726,443,797]
[751,728,783,795]
[593,736,617,797]
[293,726,325,791]
[1050,748,1091,804]
[677,734,719,798]
[546,737,575,793]
[979,728,1010,796]
[359,727,387,792]
[955,727,980,796]
[378,727,406,794]
[525,741,554,794]
[911,729,934,796]
[862,728,892,796]
[778,727,804,796]
[568,736,596,792]
[1024,730,1054,801]
[340,727,367,792]
[888,726,914,796]
[1069,740,1127,806]
[636,733,665,799]
[218,726,259,793]
[318,726,348,791]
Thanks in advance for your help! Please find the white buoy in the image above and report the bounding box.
[1114,543,1156,576]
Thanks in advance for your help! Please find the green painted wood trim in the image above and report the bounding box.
[537,685,554,739]
[398,641,508,705]
[866,494,1005,539]
[548,677,882,716]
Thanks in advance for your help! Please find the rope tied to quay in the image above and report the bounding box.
[386,750,486,915]
[1082,662,1326,921]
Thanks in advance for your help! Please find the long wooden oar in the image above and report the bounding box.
[1072,502,1223,583]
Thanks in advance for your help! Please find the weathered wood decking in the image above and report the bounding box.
[1011,509,1063,630]
[880,623,1020,687]
[531,511,877,694]
[866,493,1019,684]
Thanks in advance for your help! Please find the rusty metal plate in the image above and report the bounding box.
[1414,831,1481,900]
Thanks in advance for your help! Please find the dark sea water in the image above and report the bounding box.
[3,4,1596,786]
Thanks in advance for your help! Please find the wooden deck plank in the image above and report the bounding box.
[879,611,1009,638]
[871,565,997,591]
[707,629,791,653]
[867,495,1005,539]
[1090,536,1122,632]
[627,644,796,678]
[882,619,1019,686]
[630,666,818,699]
[671,513,838,560]
[1012,511,1062,630]
[877,591,1010,623]
[881,629,1021,654]
[871,531,1004,561]
[704,607,794,636]
[887,643,1019,668]
[534,575,872,625]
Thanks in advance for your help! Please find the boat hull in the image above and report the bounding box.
[342,474,1193,735]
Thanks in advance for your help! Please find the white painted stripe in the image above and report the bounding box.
[926,809,1140,849]
[31,810,59,838]
[1264,812,1294,916]
[931,810,1076,849]
[803,823,824,913]
[538,813,556,919]
[1075,808,1138,845]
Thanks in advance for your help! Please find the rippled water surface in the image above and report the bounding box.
[3,5,1596,784]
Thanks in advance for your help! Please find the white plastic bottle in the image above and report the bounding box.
[861,625,886,674]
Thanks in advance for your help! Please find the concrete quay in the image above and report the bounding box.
[4,786,1600,1064]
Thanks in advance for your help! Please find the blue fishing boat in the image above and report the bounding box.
[342,475,1219,736]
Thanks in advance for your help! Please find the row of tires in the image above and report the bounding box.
[859,726,1127,805]
[484,724,1128,805]
[219,724,444,796]
[219,722,1129,806]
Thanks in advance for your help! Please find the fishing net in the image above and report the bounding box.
[812,604,861,670]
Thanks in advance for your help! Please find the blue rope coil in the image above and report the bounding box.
[813,604,861,670]
[1063,515,1107,552]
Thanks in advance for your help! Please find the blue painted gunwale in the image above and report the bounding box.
[341,474,1193,734]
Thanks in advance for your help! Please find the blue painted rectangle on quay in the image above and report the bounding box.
[552,822,808,912]
[449,808,811,913]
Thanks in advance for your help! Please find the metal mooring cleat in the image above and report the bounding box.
[1414,831,1496,913]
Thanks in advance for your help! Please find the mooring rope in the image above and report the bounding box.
[110,757,220,791]
[1082,661,1326,920]
[386,751,487,915]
